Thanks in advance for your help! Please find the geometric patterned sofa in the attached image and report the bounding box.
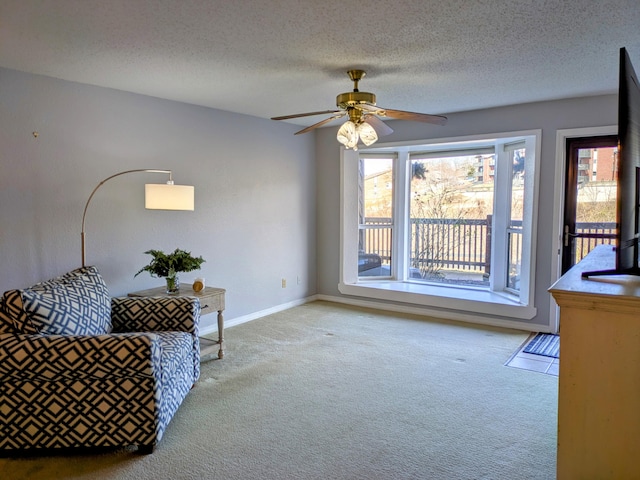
[0,266,200,454]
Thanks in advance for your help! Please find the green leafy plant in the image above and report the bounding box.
[135,248,205,279]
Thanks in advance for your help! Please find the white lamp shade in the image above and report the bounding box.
[337,121,359,149]
[357,122,379,146]
[145,184,194,211]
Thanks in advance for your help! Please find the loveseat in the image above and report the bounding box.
[0,266,201,454]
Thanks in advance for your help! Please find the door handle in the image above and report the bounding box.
[563,225,578,247]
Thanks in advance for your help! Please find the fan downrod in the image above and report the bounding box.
[347,70,366,90]
[336,69,376,109]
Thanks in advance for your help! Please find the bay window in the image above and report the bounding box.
[340,131,540,321]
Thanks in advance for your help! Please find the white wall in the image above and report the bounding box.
[315,95,618,329]
[0,67,317,332]
[0,66,620,332]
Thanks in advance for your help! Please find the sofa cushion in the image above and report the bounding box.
[20,266,111,335]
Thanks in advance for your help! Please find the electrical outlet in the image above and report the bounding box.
[297,275,301,285]
[281,278,286,288]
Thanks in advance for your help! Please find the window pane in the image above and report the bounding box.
[410,154,493,286]
[573,146,618,264]
[507,148,525,291]
[359,157,393,277]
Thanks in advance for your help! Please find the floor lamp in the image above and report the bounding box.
[81,169,194,267]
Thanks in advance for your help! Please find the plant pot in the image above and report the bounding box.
[166,274,180,294]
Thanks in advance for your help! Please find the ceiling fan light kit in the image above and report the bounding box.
[356,122,378,146]
[271,69,448,150]
[336,121,358,149]
[337,120,379,150]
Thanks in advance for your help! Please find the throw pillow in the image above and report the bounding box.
[21,266,111,335]
[22,280,110,335]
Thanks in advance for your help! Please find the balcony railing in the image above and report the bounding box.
[361,217,616,274]
[410,217,492,272]
[572,222,617,264]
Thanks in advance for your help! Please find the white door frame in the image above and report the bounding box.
[549,125,617,332]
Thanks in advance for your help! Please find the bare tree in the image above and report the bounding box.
[410,161,471,279]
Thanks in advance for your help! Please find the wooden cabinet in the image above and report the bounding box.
[128,286,226,360]
[549,245,640,479]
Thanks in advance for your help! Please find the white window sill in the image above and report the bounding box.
[338,280,537,320]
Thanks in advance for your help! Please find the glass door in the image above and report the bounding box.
[562,135,619,274]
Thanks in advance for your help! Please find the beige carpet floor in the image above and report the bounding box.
[1,301,558,479]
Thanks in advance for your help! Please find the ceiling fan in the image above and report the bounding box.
[271,69,447,150]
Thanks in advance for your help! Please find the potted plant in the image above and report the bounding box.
[135,248,205,294]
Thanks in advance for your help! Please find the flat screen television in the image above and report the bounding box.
[583,47,640,277]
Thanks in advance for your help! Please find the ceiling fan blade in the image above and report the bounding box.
[294,114,346,135]
[363,115,394,136]
[271,110,341,121]
[378,107,448,126]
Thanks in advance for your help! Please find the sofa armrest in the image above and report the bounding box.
[0,332,160,382]
[110,296,200,334]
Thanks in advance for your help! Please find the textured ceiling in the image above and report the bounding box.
[2,0,640,127]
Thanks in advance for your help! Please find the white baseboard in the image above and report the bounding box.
[198,294,320,336]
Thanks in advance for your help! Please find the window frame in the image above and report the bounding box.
[339,130,541,322]
[358,154,396,279]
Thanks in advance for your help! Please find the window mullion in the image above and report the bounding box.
[492,145,511,291]
[394,150,409,280]
[516,135,539,305]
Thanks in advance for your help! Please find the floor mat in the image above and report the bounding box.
[523,333,559,358]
